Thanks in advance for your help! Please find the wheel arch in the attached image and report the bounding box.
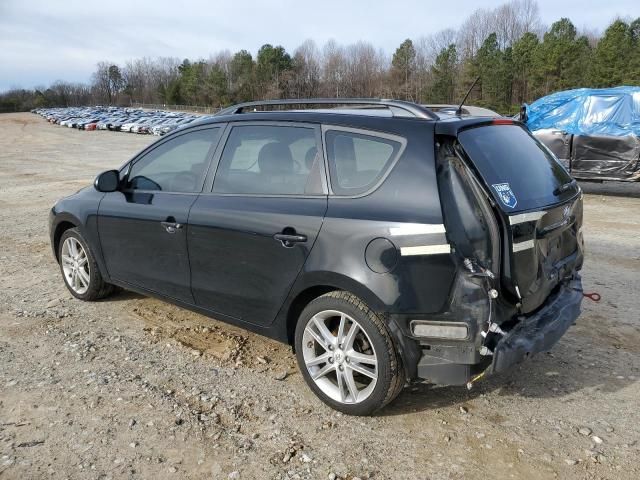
[281,272,387,346]
[52,218,80,261]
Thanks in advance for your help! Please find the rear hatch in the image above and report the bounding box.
[455,121,584,313]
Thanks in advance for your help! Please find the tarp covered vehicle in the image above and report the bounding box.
[524,86,640,181]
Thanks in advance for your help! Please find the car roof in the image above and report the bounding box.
[186,111,432,133]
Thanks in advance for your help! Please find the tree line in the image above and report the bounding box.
[2,0,639,114]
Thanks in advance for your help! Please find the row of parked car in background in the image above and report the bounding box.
[31,106,211,136]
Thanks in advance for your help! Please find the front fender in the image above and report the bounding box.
[49,187,109,281]
[49,208,83,258]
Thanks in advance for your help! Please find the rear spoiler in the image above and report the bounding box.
[435,118,525,136]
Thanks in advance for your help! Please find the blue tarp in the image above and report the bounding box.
[525,86,640,137]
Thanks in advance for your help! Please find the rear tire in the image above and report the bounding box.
[294,291,405,415]
[58,228,114,301]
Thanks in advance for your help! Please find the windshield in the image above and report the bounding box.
[458,124,577,211]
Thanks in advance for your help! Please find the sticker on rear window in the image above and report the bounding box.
[492,183,518,209]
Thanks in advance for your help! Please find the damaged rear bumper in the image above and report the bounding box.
[490,275,583,374]
[408,275,583,385]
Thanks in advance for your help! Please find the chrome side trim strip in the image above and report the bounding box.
[509,211,547,225]
[400,244,451,256]
[512,239,535,252]
[389,223,446,236]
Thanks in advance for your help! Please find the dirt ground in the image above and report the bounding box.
[0,112,639,480]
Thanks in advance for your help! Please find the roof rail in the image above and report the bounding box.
[215,98,438,119]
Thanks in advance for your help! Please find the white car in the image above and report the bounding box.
[120,122,140,133]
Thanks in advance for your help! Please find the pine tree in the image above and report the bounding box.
[628,18,640,84]
[391,39,416,100]
[512,32,539,104]
[591,20,634,87]
[229,50,255,102]
[429,44,458,103]
[256,44,293,98]
[533,18,591,95]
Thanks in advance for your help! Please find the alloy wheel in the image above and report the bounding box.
[61,237,90,295]
[302,309,378,404]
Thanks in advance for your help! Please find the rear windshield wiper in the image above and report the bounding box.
[553,179,577,196]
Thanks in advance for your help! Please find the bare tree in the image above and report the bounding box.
[293,39,321,98]
[91,62,111,104]
[321,40,348,97]
[91,62,125,104]
[458,0,542,55]
[517,0,544,36]
[344,41,386,98]
[458,8,495,58]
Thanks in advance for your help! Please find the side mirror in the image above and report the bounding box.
[94,170,120,192]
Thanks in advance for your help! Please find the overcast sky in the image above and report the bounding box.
[1,0,638,92]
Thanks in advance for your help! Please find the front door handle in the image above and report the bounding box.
[161,221,183,234]
[274,232,307,248]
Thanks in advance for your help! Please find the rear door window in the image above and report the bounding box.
[213,124,323,195]
[457,124,577,211]
[324,128,405,196]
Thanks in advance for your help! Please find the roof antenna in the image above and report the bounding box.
[456,76,480,116]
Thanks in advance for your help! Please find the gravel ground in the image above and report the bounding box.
[1,112,639,480]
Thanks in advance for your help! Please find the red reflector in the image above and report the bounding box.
[492,119,515,125]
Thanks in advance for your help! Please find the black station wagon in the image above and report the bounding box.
[49,99,585,415]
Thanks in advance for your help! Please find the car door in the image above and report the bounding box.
[98,126,223,302]
[188,122,328,325]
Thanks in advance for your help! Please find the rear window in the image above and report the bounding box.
[458,124,576,211]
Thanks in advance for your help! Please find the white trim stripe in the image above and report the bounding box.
[400,244,451,256]
[512,239,535,252]
[389,223,446,236]
[509,211,547,225]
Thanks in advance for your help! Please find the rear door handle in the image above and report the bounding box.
[161,221,183,234]
[274,232,307,248]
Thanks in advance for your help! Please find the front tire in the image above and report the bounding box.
[58,228,114,301]
[294,291,405,415]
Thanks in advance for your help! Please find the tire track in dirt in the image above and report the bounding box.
[131,300,246,362]
[129,298,296,373]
